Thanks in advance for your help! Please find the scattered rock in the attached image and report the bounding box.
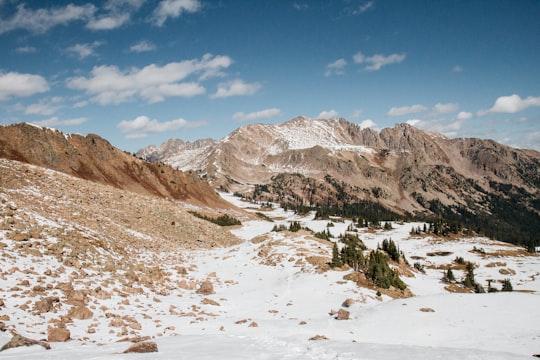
[309,334,328,341]
[48,326,71,342]
[0,321,6,332]
[67,305,93,320]
[196,280,215,295]
[342,298,354,308]
[419,307,435,313]
[336,309,350,320]
[34,296,60,313]
[201,298,220,306]
[0,333,51,351]
[0,298,4,308]
[123,341,158,353]
[248,321,259,328]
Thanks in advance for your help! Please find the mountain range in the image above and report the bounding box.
[138,117,540,246]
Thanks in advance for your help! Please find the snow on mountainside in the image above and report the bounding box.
[1,166,539,359]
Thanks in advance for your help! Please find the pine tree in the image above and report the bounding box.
[330,242,342,268]
[446,268,456,282]
[463,262,476,288]
[501,278,513,292]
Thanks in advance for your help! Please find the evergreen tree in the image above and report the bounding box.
[463,262,476,288]
[381,238,400,262]
[366,250,406,290]
[501,278,513,292]
[446,268,456,282]
[330,242,342,268]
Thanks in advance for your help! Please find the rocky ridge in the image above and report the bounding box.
[138,117,540,245]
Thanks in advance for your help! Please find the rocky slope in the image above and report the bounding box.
[138,117,540,245]
[0,123,230,208]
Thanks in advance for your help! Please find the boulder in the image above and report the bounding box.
[336,309,350,320]
[196,280,215,295]
[48,326,71,342]
[123,341,158,353]
[0,334,51,351]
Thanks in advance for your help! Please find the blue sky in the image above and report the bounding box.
[0,0,539,152]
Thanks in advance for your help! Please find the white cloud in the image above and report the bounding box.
[478,94,540,116]
[210,79,261,99]
[318,109,339,119]
[293,3,309,11]
[0,3,96,34]
[452,65,463,73]
[233,108,283,122]
[387,104,427,117]
[66,41,102,59]
[406,115,469,138]
[117,115,205,138]
[31,116,87,127]
[87,0,145,30]
[432,102,459,116]
[16,46,37,53]
[66,54,232,104]
[359,119,377,129]
[0,72,49,101]
[352,51,406,71]
[151,0,201,27]
[129,40,156,53]
[352,1,375,15]
[325,58,347,76]
[456,111,473,121]
[24,97,63,116]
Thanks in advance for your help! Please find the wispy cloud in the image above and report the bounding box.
[292,3,309,11]
[318,109,339,119]
[24,96,63,116]
[150,0,201,27]
[233,108,283,122]
[16,46,37,53]
[325,58,347,76]
[344,1,375,16]
[477,94,540,116]
[66,41,103,60]
[31,116,87,127]
[211,79,261,99]
[359,119,377,130]
[432,102,459,116]
[387,104,427,117]
[129,40,156,53]
[0,3,96,34]
[87,0,145,30]
[66,54,233,104]
[353,51,406,71]
[117,115,205,138]
[0,72,49,101]
[452,65,463,73]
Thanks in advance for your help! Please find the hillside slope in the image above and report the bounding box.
[0,123,230,208]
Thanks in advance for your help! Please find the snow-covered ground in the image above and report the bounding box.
[1,192,539,359]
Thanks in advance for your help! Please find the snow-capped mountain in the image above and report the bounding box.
[138,117,540,245]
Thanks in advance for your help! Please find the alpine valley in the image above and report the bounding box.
[0,120,539,359]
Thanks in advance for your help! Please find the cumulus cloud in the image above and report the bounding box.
[456,111,473,121]
[151,0,201,27]
[478,94,540,116]
[432,102,459,116]
[31,116,87,127]
[353,52,406,71]
[129,40,156,53]
[0,3,96,34]
[87,0,145,30]
[66,41,103,59]
[211,79,261,99]
[233,108,283,122]
[325,58,347,76]
[66,54,233,104]
[359,119,377,129]
[0,72,49,101]
[117,115,205,138]
[406,114,469,138]
[387,104,427,117]
[318,109,339,119]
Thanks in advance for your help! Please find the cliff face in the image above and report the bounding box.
[0,123,230,208]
